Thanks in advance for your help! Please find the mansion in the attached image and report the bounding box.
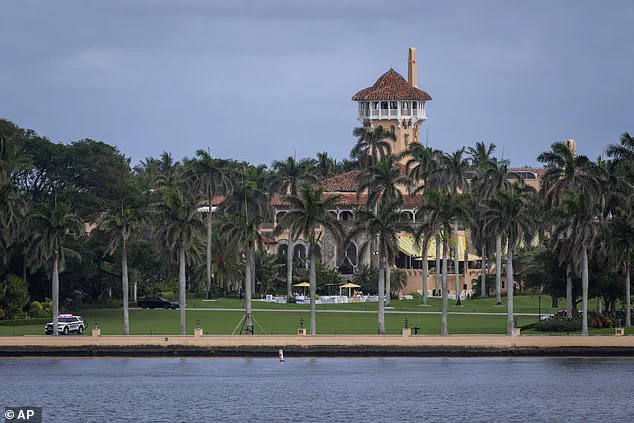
[221,48,546,296]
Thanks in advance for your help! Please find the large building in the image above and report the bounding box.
[253,48,548,296]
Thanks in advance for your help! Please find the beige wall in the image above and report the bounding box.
[370,119,422,161]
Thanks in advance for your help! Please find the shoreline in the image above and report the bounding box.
[1,335,634,357]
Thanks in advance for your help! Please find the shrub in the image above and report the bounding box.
[0,318,48,326]
[0,274,30,319]
[535,318,582,332]
[29,301,46,318]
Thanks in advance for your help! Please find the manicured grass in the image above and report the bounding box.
[1,306,629,336]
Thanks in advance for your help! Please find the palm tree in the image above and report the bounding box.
[351,125,396,168]
[483,185,536,335]
[414,192,445,305]
[402,143,440,193]
[606,131,634,165]
[183,149,228,299]
[550,191,601,336]
[279,184,343,335]
[476,162,522,305]
[537,141,600,208]
[348,199,409,334]
[0,171,25,261]
[433,148,471,304]
[417,190,471,335]
[29,200,80,336]
[315,152,336,179]
[151,189,204,335]
[608,214,634,327]
[272,156,318,300]
[101,204,145,335]
[216,212,263,334]
[357,155,411,206]
[467,141,497,176]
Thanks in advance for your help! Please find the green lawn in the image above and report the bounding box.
[1,303,629,336]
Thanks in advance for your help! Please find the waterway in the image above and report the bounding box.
[1,357,632,422]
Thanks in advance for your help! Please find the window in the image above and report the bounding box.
[294,244,306,260]
[277,244,288,256]
[412,102,418,110]
[340,211,353,221]
[389,101,398,110]
[380,101,388,110]
[390,125,395,135]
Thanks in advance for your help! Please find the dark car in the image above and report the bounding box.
[138,296,178,309]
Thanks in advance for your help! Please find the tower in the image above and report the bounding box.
[352,47,431,160]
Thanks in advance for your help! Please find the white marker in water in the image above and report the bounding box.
[279,349,285,362]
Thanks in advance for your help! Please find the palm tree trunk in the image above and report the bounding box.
[441,238,448,335]
[464,233,469,296]
[309,245,317,335]
[52,253,59,336]
[206,195,213,299]
[480,244,487,297]
[495,234,502,305]
[506,240,514,336]
[133,281,137,302]
[581,246,589,336]
[251,250,256,295]
[626,258,631,327]
[566,263,573,318]
[286,239,294,300]
[421,235,429,305]
[435,236,441,293]
[385,264,391,306]
[245,247,253,334]
[377,253,385,335]
[122,243,130,336]
[454,224,460,305]
[178,246,186,335]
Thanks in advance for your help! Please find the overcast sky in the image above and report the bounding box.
[2,0,633,167]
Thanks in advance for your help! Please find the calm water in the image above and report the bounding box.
[1,357,633,422]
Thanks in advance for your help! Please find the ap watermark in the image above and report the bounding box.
[4,407,42,422]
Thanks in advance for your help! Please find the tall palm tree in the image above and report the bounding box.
[315,152,336,179]
[606,131,634,166]
[417,190,471,335]
[483,185,536,335]
[401,143,440,193]
[183,149,228,299]
[467,141,497,176]
[357,155,411,206]
[0,172,25,261]
[351,125,396,168]
[476,162,522,305]
[537,141,600,207]
[348,199,409,334]
[29,200,80,336]
[608,214,634,327]
[151,189,204,335]
[272,156,319,300]
[433,148,471,304]
[280,185,343,335]
[550,191,600,335]
[101,204,146,335]
[216,212,263,334]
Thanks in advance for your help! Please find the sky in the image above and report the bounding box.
[2,0,633,168]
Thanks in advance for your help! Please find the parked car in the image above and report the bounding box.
[45,314,85,335]
[138,296,178,309]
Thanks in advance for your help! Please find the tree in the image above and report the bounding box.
[483,185,536,335]
[415,190,471,334]
[279,184,344,335]
[151,189,204,335]
[402,143,440,193]
[607,214,634,327]
[272,156,318,300]
[316,152,336,179]
[348,199,408,334]
[537,141,600,208]
[357,155,410,207]
[351,125,396,168]
[29,201,81,335]
[0,274,30,318]
[216,212,263,333]
[183,149,228,299]
[101,205,146,335]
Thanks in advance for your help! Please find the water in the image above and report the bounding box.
[1,357,633,422]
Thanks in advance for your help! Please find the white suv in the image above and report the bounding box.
[44,314,85,335]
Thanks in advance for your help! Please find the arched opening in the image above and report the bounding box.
[399,211,413,222]
[294,244,306,261]
[277,244,288,257]
[338,242,358,274]
[276,211,286,224]
[340,210,354,221]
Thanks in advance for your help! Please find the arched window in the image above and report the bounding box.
[340,211,354,221]
[277,244,288,256]
[338,242,358,274]
[390,125,396,135]
[294,244,306,260]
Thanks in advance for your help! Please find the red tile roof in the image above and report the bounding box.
[271,192,422,207]
[352,69,432,101]
[319,171,362,192]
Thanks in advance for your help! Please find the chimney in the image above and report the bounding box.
[408,47,418,88]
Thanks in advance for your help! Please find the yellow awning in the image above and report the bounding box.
[398,233,480,261]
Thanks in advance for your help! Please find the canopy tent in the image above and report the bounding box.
[292,281,310,296]
[339,282,361,297]
[398,234,480,261]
